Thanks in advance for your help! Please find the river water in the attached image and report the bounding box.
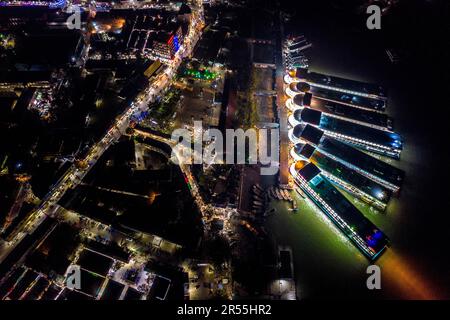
[268,0,450,299]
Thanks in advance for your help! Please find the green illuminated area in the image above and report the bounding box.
[236,68,259,129]
[146,88,181,134]
[0,33,15,49]
[183,68,218,80]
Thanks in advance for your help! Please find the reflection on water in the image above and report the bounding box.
[267,189,444,299]
[378,250,439,300]
[147,190,161,205]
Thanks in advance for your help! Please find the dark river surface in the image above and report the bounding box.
[268,0,450,299]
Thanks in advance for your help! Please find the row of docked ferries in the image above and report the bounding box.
[283,65,405,260]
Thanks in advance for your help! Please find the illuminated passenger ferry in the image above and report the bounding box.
[289,124,404,192]
[285,68,387,100]
[291,161,389,260]
[291,142,392,210]
[293,108,402,159]
[288,90,392,131]
[285,70,387,112]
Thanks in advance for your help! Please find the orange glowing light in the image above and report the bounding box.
[379,250,442,300]
[294,161,306,171]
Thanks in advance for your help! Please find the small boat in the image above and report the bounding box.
[254,184,264,192]
[252,187,263,196]
[269,187,277,199]
[280,189,289,201]
[295,187,305,198]
[253,195,264,202]
[274,189,283,200]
